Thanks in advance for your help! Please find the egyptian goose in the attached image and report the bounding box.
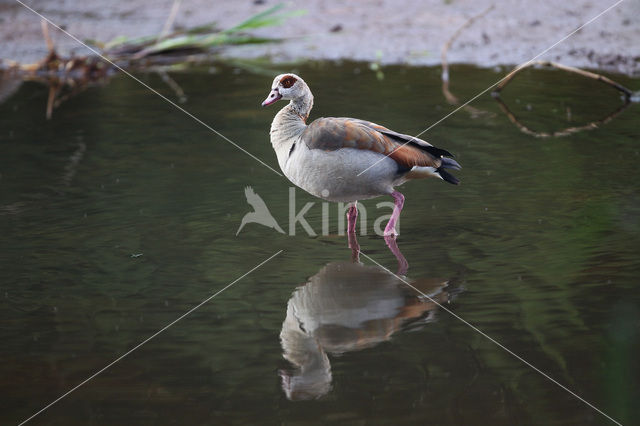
[262,73,460,236]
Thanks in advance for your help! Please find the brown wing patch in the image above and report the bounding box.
[302,118,442,169]
[387,144,441,169]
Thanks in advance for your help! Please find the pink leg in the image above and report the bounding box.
[348,231,361,263]
[384,191,404,237]
[347,202,360,262]
[347,202,358,234]
[384,235,408,275]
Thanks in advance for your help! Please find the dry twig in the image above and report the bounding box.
[159,0,183,40]
[440,4,495,119]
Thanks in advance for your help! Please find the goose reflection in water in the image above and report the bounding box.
[279,236,454,400]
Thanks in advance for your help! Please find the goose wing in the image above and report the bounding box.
[301,117,455,170]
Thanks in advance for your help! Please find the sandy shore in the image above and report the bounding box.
[1,0,638,74]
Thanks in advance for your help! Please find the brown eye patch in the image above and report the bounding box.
[280,76,297,88]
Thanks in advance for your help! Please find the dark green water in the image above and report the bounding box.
[1,62,639,425]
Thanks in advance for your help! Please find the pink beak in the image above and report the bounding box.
[262,89,282,106]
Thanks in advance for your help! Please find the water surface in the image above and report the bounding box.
[1,62,639,425]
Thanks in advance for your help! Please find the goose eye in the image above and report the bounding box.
[280,76,297,88]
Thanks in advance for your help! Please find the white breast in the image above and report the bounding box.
[283,141,403,202]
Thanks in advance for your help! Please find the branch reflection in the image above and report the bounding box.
[491,60,634,138]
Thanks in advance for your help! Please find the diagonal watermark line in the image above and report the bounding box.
[15,0,284,178]
[359,250,622,426]
[18,250,283,425]
[357,0,626,177]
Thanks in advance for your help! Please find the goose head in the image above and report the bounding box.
[262,73,309,107]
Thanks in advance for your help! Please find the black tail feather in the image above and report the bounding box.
[440,157,462,170]
[438,168,460,185]
[421,145,453,158]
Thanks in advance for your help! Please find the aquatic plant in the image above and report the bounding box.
[0,3,304,118]
[101,3,304,63]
